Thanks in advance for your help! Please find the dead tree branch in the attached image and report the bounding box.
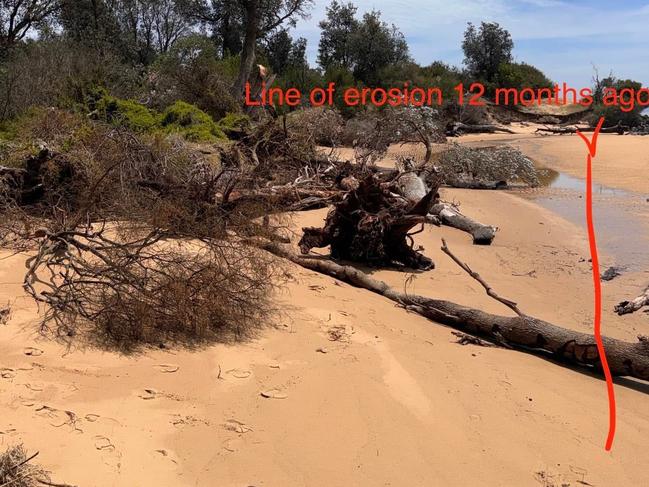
[536,123,627,135]
[441,238,523,316]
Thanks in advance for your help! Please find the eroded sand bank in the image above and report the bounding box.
[2,133,649,486]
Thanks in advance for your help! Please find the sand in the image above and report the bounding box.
[456,129,649,195]
[2,132,649,486]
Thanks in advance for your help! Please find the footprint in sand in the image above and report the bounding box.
[35,405,82,432]
[139,389,159,400]
[222,438,237,453]
[85,414,101,422]
[153,364,179,373]
[1,368,16,379]
[22,383,44,392]
[155,449,178,464]
[223,419,253,434]
[94,435,115,452]
[226,368,252,379]
[260,389,288,399]
[23,347,44,357]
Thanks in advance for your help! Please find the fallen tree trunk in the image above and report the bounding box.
[392,172,499,245]
[536,123,628,135]
[444,179,509,190]
[264,243,649,381]
[446,123,516,137]
[615,286,649,315]
[430,203,497,245]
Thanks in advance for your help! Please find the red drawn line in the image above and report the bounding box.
[576,117,616,451]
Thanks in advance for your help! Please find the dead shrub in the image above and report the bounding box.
[341,107,446,167]
[1,109,280,351]
[0,445,48,487]
[286,107,344,147]
[24,226,277,351]
[436,143,539,187]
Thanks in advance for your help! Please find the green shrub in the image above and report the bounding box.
[217,112,250,137]
[497,62,553,91]
[160,101,226,142]
[88,93,228,142]
[95,96,158,132]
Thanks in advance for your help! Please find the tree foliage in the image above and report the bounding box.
[497,62,552,90]
[591,76,644,127]
[462,21,513,82]
[318,2,409,86]
[0,0,59,53]
[317,0,357,70]
[59,0,190,65]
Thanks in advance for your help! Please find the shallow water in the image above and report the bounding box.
[517,168,649,271]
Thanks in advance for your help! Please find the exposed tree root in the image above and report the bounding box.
[298,175,438,270]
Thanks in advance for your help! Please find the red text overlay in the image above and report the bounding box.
[246,82,649,112]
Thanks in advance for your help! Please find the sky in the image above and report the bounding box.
[292,0,649,89]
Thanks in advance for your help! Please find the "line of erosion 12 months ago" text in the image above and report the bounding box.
[245,81,649,112]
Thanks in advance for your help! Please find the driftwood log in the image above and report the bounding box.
[615,286,649,315]
[446,123,516,137]
[444,179,509,190]
[536,123,628,135]
[395,171,499,245]
[299,175,438,270]
[430,203,497,245]
[264,242,649,382]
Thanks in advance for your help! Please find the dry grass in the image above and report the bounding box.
[0,445,48,487]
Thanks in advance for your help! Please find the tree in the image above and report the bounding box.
[59,0,125,53]
[591,76,644,127]
[462,21,513,82]
[0,0,59,53]
[178,0,244,57]
[264,29,306,74]
[231,0,312,99]
[183,0,312,99]
[348,10,409,86]
[497,62,552,90]
[124,0,189,55]
[60,0,189,64]
[317,0,357,70]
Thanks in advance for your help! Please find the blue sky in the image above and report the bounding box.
[292,0,649,88]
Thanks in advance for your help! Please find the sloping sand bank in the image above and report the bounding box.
[2,178,649,486]
[506,133,649,194]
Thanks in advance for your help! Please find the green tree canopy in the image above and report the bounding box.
[462,21,513,82]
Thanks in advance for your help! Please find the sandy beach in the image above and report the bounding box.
[2,132,649,486]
